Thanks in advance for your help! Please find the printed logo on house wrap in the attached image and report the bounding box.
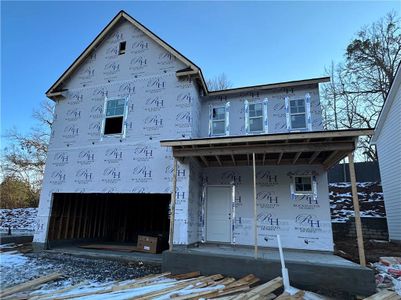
[52,152,69,166]
[158,52,175,66]
[292,194,319,209]
[65,108,82,121]
[133,145,154,161]
[77,150,95,165]
[146,78,166,93]
[131,187,146,193]
[175,112,191,128]
[105,45,118,59]
[143,114,163,131]
[257,213,289,233]
[131,166,152,182]
[131,40,149,53]
[104,148,123,163]
[294,214,322,233]
[164,165,186,181]
[67,92,83,105]
[119,82,135,96]
[256,171,278,186]
[50,170,66,185]
[235,191,243,208]
[88,122,101,137]
[108,31,124,44]
[92,87,108,100]
[145,97,164,112]
[130,56,147,71]
[102,167,121,184]
[62,125,79,139]
[78,66,95,80]
[103,61,120,76]
[90,104,103,118]
[75,168,93,184]
[220,171,241,185]
[257,191,280,209]
[176,93,192,108]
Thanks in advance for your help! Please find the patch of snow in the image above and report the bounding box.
[0,207,37,231]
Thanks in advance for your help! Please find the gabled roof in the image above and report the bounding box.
[46,10,208,98]
[46,10,329,99]
[371,62,401,143]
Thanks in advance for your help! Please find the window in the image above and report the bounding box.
[290,99,306,129]
[103,98,126,135]
[248,103,263,132]
[119,41,126,55]
[211,106,226,136]
[294,176,312,193]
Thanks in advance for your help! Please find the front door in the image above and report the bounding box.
[206,186,232,243]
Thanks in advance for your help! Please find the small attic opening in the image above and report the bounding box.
[119,41,126,55]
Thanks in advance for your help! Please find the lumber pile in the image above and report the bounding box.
[363,289,401,300]
[2,272,287,299]
[0,242,33,253]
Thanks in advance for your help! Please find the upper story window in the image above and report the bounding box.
[118,41,126,55]
[211,106,226,136]
[248,102,264,133]
[290,99,306,129]
[294,176,312,193]
[103,98,126,135]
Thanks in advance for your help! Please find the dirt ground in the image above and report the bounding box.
[334,237,401,264]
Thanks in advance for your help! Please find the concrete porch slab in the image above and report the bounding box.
[162,244,376,297]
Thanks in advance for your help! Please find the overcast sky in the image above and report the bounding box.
[1,1,400,139]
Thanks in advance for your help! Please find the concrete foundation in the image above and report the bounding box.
[162,244,376,296]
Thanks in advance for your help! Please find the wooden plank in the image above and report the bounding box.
[216,155,223,166]
[348,152,366,267]
[169,159,178,251]
[79,244,138,252]
[231,154,236,166]
[160,129,374,147]
[57,196,66,240]
[292,152,301,164]
[308,151,320,164]
[200,156,209,167]
[76,197,83,239]
[63,195,72,240]
[171,271,201,280]
[232,277,283,300]
[363,289,400,300]
[70,198,78,239]
[252,153,258,259]
[172,141,354,157]
[0,273,62,298]
[277,152,283,165]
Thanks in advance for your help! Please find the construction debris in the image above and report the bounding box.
[363,289,401,300]
[372,257,401,296]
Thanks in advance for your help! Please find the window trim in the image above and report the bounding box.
[293,175,313,194]
[101,96,128,137]
[211,105,227,136]
[247,101,264,134]
[289,98,307,130]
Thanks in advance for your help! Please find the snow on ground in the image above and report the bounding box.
[0,250,161,293]
[329,182,385,223]
[0,207,37,232]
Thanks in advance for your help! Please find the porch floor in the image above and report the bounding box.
[162,243,376,296]
[186,243,355,267]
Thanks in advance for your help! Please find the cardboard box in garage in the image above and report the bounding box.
[137,235,159,253]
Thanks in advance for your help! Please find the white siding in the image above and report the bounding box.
[376,85,401,242]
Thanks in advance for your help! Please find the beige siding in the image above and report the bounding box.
[377,85,401,242]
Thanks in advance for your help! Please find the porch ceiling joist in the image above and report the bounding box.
[171,141,355,157]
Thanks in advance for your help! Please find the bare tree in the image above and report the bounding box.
[206,73,233,91]
[321,12,401,161]
[1,99,54,197]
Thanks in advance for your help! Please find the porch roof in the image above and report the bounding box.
[160,128,374,169]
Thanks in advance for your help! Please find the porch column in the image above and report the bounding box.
[252,153,258,259]
[169,158,178,251]
[348,152,366,267]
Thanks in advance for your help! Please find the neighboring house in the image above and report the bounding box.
[33,11,372,253]
[371,64,401,243]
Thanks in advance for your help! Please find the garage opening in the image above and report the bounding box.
[47,193,170,251]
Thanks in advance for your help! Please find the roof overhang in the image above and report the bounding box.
[161,129,374,169]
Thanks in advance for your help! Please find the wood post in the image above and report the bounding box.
[169,158,178,251]
[348,152,366,267]
[252,153,258,259]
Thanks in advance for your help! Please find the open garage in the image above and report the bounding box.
[47,193,171,251]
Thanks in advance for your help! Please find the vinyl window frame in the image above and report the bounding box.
[211,105,227,136]
[101,96,128,137]
[289,98,307,130]
[293,175,313,194]
[247,101,264,133]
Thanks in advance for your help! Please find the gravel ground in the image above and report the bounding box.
[1,250,161,291]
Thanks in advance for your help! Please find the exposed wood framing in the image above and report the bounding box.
[292,152,301,164]
[252,153,258,259]
[231,154,236,166]
[215,155,222,166]
[348,153,367,267]
[308,151,320,164]
[169,159,178,251]
[277,152,283,165]
[200,156,209,167]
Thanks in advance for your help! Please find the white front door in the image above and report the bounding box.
[206,186,232,243]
